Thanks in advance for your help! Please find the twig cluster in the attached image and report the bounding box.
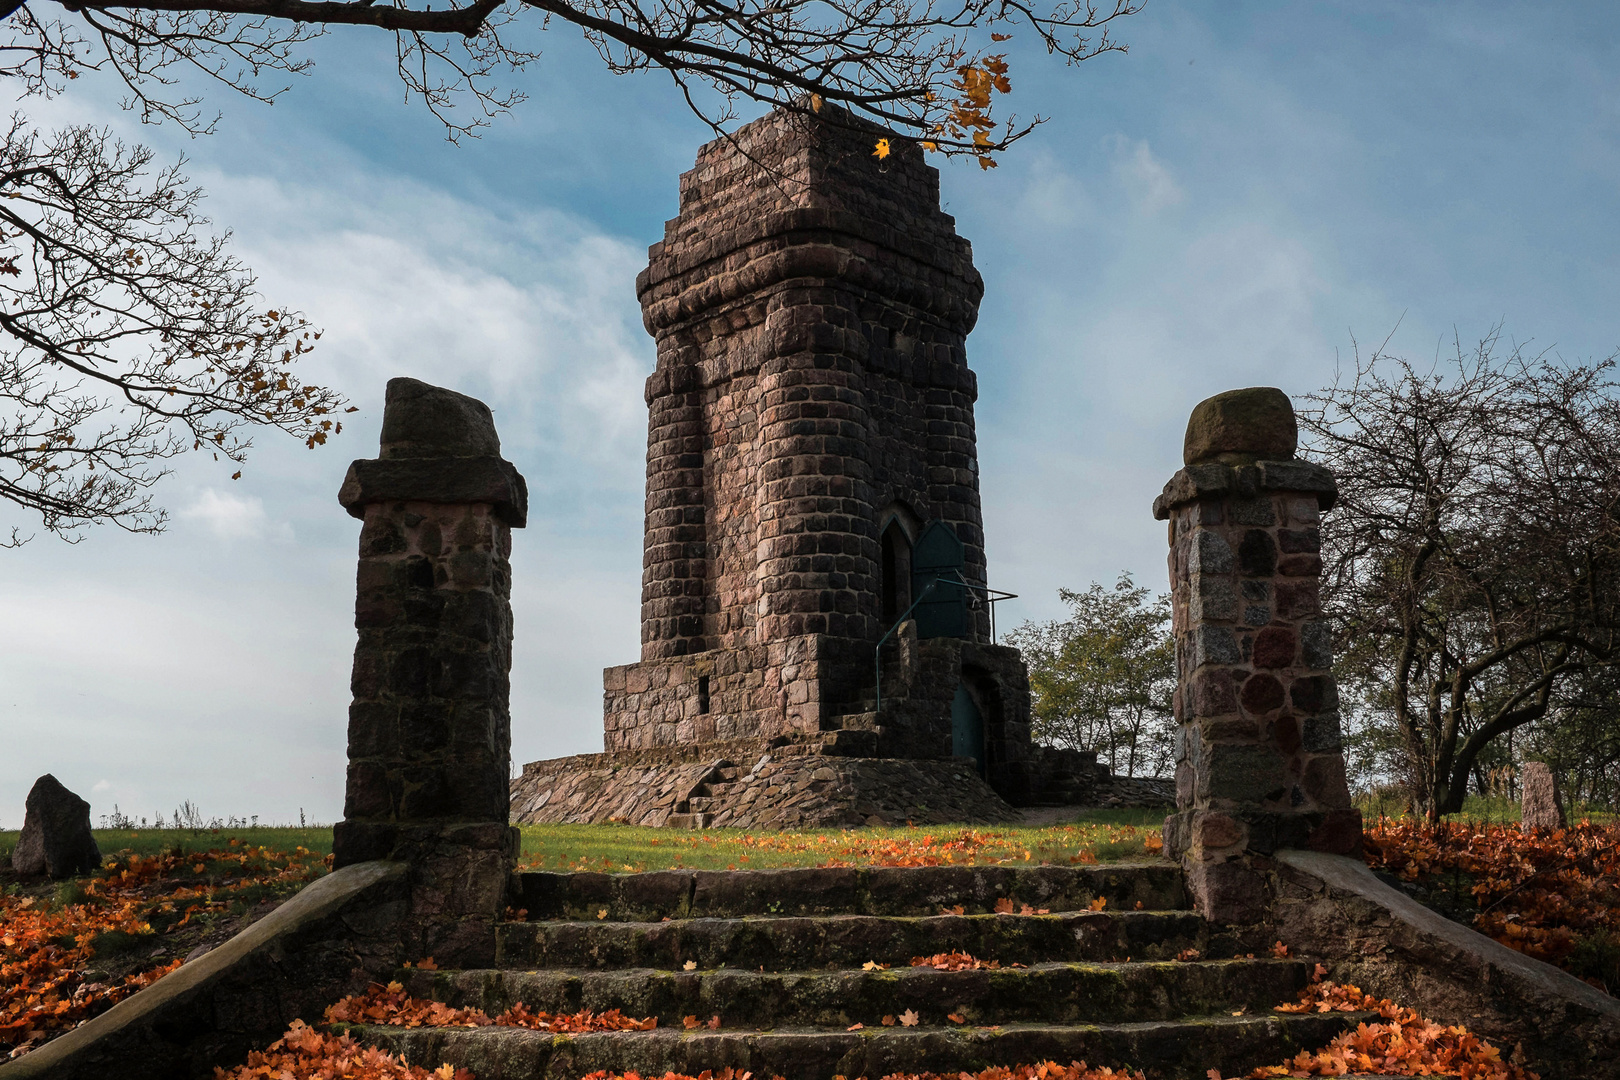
[0,118,345,537]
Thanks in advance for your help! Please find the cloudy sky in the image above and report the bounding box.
[2,3,1616,827]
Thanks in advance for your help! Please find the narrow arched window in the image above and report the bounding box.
[880,519,912,627]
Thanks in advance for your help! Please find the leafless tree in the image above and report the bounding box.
[1301,325,1620,818]
[0,119,344,539]
[3,0,1138,153]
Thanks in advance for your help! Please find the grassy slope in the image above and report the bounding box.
[3,810,1166,876]
[516,810,1166,871]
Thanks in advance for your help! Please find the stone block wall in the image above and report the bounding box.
[603,634,871,750]
[634,105,989,672]
[333,377,526,963]
[522,107,1092,819]
[865,636,1036,792]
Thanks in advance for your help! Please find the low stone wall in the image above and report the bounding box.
[1096,775,1176,808]
[1272,850,1620,1080]
[510,744,1021,829]
[0,862,409,1080]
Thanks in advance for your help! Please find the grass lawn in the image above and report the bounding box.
[515,809,1166,872]
[0,827,335,866]
[1353,791,1618,825]
[4,809,1165,879]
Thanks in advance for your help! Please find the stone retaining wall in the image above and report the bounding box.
[510,747,1021,829]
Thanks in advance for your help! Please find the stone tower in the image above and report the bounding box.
[607,108,1020,757]
[512,108,1080,827]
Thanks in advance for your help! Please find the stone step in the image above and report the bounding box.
[513,864,1188,922]
[837,707,883,726]
[346,1011,1368,1080]
[495,910,1215,971]
[817,728,880,756]
[664,813,712,829]
[686,796,722,813]
[400,959,1311,1029]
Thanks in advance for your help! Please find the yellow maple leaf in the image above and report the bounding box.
[873,139,891,161]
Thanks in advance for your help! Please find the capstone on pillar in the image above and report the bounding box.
[1156,387,1361,923]
[333,376,527,962]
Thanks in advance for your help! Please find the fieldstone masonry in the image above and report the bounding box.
[512,744,1021,829]
[608,105,1004,752]
[1158,387,1362,922]
[333,377,527,962]
[511,105,1111,826]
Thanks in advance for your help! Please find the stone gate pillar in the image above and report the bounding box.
[1156,387,1361,923]
[333,377,527,962]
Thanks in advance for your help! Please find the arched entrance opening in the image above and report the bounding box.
[880,518,913,627]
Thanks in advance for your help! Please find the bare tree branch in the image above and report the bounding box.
[0,118,345,536]
[6,0,1138,149]
[1301,325,1620,817]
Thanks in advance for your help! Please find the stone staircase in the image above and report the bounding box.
[667,763,744,829]
[340,863,1368,1080]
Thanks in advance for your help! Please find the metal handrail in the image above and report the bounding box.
[872,575,1019,715]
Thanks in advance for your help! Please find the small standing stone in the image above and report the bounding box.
[1519,761,1566,833]
[11,774,101,879]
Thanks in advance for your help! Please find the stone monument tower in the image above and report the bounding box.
[511,109,1091,827]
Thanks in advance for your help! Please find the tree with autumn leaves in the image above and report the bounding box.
[0,0,1137,538]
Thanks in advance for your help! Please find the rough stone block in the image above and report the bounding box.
[10,774,100,879]
[1520,761,1566,833]
[1239,673,1286,715]
[1189,573,1239,622]
[1189,530,1235,575]
[1190,625,1242,667]
[1202,743,1290,806]
[1182,387,1298,467]
[1300,621,1334,669]
[1251,626,1297,669]
[1238,530,1278,577]
[1302,755,1351,808]
[1302,712,1344,753]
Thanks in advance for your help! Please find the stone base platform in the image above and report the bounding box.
[509,737,1021,830]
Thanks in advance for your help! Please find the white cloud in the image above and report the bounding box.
[181,488,293,542]
[1108,136,1185,215]
[1016,152,1095,229]
[0,157,655,823]
[201,169,655,493]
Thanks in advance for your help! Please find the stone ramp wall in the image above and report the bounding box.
[510,746,1021,829]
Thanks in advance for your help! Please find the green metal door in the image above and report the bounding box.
[951,683,985,776]
[912,520,968,638]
